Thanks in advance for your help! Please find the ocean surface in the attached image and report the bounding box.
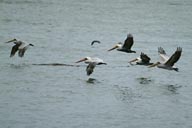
[0,0,192,128]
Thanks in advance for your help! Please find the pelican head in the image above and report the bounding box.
[129,57,140,64]
[108,42,122,51]
[5,38,17,43]
[75,57,90,63]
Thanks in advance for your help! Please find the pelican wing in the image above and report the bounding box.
[158,47,169,62]
[10,44,20,57]
[122,35,134,50]
[18,46,29,57]
[165,47,182,66]
[158,47,166,55]
[91,40,101,45]
[140,52,151,63]
[86,62,96,76]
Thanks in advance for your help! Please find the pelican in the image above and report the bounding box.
[91,40,101,45]
[86,62,97,76]
[5,39,34,57]
[149,47,182,71]
[108,34,136,53]
[75,57,107,65]
[129,52,153,65]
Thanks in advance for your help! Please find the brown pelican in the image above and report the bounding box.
[149,47,182,71]
[108,34,136,53]
[5,39,34,57]
[91,40,101,45]
[129,52,153,65]
[86,62,97,76]
[75,57,107,65]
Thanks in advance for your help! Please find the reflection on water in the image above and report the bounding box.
[86,78,99,84]
[114,85,141,103]
[136,77,153,85]
[9,63,31,69]
[162,84,182,94]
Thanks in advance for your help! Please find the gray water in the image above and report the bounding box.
[1,0,192,128]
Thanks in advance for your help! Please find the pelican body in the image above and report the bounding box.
[149,47,182,71]
[5,39,34,57]
[75,57,107,65]
[129,52,153,66]
[108,34,136,53]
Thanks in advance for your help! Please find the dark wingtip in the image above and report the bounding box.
[127,33,133,37]
[29,44,34,46]
[174,68,179,72]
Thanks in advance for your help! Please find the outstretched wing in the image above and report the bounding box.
[86,62,96,76]
[140,52,151,63]
[91,40,101,45]
[165,47,182,66]
[122,34,134,50]
[158,47,169,63]
[10,44,20,57]
[18,47,27,57]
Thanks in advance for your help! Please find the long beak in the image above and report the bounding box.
[129,58,138,63]
[148,62,159,68]
[108,45,118,51]
[5,39,17,43]
[75,58,86,63]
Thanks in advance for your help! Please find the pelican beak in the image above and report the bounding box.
[75,58,87,63]
[129,58,138,63]
[5,38,17,43]
[108,45,118,51]
[148,62,159,68]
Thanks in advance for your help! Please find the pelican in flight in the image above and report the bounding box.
[5,39,34,57]
[149,47,182,71]
[91,40,101,45]
[86,62,97,76]
[108,34,136,53]
[75,57,107,65]
[129,52,153,65]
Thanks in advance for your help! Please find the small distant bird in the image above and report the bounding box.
[91,40,101,45]
[149,47,182,71]
[75,56,107,65]
[5,39,34,57]
[108,34,136,53]
[86,62,97,76]
[129,52,153,65]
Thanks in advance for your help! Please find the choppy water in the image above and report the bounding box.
[1,0,192,128]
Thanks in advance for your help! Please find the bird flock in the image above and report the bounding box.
[4,33,182,76]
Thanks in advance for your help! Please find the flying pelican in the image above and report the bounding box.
[75,57,107,65]
[91,40,101,45]
[86,62,97,76]
[149,47,182,71]
[129,52,153,65]
[5,39,34,57]
[108,34,136,53]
